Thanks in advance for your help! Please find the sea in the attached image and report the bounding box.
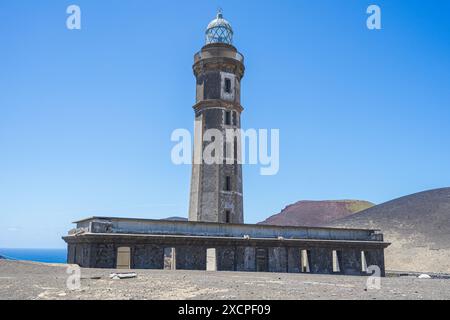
[0,248,67,264]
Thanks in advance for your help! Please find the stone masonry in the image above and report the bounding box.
[64,217,389,276]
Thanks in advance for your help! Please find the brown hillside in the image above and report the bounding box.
[327,188,450,274]
[259,200,374,227]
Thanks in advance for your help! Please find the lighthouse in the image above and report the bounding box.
[189,11,245,224]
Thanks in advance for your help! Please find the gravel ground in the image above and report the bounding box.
[0,260,449,300]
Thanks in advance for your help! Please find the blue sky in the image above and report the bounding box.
[1,0,449,248]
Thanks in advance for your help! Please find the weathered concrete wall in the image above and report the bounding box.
[269,247,288,273]
[364,249,386,277]
[132,245,164,270]
[74,244,91,268]
[64,217,389,277]
[64,235,388,277]
[189,43,245,225]
[235,247,256,272]
[91,244,116,268]
[216,247,235,271]
[287,248,302,273]
[340,249,363,276]
[76,218,383,242]
[67,244,76,264]
[188,113,203,222]
[175,246,207,271]
[309,248,333,274]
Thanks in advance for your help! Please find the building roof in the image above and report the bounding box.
[72,216,381,234]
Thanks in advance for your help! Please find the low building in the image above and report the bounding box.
[63,217,389,276]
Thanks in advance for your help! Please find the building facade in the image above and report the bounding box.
[64,217,389,276]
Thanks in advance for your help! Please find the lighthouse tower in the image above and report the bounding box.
[189,11,245,224]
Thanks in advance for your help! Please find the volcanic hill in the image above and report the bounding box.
[259,200,374,227]
[327,188,450,273]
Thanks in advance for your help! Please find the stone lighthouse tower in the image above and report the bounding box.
[189,11,245,224]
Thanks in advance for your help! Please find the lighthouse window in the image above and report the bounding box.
[225,176,231,191]
[225,78,232,93]
[232,111,237,126]
[225,111,231,125]
[234,137,238,164]
[225,210,231,223]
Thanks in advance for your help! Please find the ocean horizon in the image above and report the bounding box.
[0,248,67,264]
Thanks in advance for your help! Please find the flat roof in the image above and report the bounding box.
[63,232,390,248]
[72,216,381,233]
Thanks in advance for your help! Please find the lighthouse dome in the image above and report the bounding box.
[205,10,233,45]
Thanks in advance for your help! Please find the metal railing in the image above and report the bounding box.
[194,51,244,63]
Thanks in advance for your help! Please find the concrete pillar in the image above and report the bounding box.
[287,248,301,273]
[207,248,217,271]
[268,247,288,273]
[163,247,176,270]
[364,249,386,277]
[309,248,333,274]
[341,249,363,276]
[175,246,207,270]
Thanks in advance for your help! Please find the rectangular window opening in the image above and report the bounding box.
[225,210,231,224]
[225,176,231,191]
[225,78,232,93]
[225,111,231,125]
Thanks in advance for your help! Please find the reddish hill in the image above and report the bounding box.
[259,200,374,227]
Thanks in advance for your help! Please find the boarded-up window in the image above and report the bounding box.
[256,248,268,272]
[116,247,131,269]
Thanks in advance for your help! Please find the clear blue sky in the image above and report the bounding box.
[1,0,449,248]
